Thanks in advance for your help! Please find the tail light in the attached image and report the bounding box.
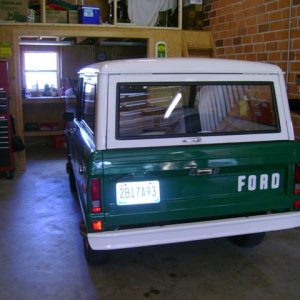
[90,178,102,213]
[92,220,103,231]
[294,164,300,194]
[294,201,300,209]
[293,165,300,210]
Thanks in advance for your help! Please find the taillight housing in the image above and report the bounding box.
[294,200,300,210]
[90,178,102,213]
[294,164,300,194]
[92,220,103,231]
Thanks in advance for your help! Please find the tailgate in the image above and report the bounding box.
[101,141,294,229]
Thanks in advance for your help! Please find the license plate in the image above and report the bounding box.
[116,180,160,205]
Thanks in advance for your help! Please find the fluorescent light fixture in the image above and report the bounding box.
[19,40,73,46]
[164,92,182,119]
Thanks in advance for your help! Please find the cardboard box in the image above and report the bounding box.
[182,4,203,30]
[184,0,203,5]
[46,10,67,24]
[0,1,28,22]
[68,10,78,24]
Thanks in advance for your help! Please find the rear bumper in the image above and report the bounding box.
[87,211,300,250]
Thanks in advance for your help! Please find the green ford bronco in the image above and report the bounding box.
[64,58,300,264]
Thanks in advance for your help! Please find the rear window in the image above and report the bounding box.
[116,82,279,139]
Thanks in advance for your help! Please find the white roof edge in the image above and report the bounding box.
[79,58,284,75]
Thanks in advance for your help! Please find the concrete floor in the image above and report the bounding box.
[1,146,300,300]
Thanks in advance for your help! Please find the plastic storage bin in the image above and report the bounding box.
[78,6,100,24]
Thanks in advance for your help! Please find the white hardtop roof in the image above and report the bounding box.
[79,58,283,76]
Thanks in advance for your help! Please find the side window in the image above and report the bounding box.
[82,81,96,132]
[117,82,279,139]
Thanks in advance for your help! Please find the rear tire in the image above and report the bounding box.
[83,237,109,265]
[230,232,266,248]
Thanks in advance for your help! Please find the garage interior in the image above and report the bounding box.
[1,0,300,299]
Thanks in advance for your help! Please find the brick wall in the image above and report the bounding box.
[203,0,300,138]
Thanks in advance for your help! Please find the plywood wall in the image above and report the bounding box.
[0,24,213,170]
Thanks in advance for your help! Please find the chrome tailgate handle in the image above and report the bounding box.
[197,168,213,175]
[189,168,219,176]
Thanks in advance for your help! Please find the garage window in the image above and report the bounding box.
[23,51,59,91]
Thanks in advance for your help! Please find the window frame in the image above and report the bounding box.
[81,81,96,133]
[77,74,97,135]
[21,46,60,92]
[104,73,290,150]
[115,81,280,140]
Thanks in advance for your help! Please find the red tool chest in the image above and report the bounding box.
[0,60,14,179]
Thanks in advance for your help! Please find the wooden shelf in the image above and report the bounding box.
[23,99,65,104]
[23,96,75,104]
[0,21,182,30]
[0,21,115,28]
[23,98,68,138]
[24,130,65,137]
[1,0,182,29]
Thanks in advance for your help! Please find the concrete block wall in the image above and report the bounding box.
[203,0,300,138]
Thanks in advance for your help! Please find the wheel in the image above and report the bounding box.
[66,161,76,192]
[83,237,109,265]
[230,232,266,248]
